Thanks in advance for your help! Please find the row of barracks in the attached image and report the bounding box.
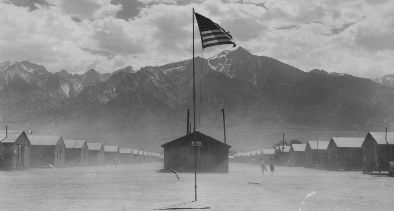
[232,131,394,173]
[0,129,162,170]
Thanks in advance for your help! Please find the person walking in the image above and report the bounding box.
[269,158,275,175]
[260,158,267,174]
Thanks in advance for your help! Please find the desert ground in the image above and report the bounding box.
[0,162,393,211]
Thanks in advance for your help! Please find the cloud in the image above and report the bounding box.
[198,1,268,42]
[139,0,177,4]
[58,0,121,19]
[365,0,390,5]
[355,27,394,51]
[330,22,357,35]
[92,17,148,55]
[4,0,49,11]
[81,48,114,59]
[60,0,101,19]
[354,3,394,52]
[111,0,143,20]
[0,0,394,78]
[234,0,394,78]
[0,2,112,72]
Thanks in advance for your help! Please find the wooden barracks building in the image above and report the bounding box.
[119,147,132,164]
[362,132,394,172]
[262,148,275,162]
[0,130,31,170]
[104,145,119,166]
[305,140,329,168]
[327,137,364,170]
[63,139,88,166]
[29,135,65,168]
[275,145,290,165]
[161,131,231,173]
[289,144,307,166]
[87,142,105,166]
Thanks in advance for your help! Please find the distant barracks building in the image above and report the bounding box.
[0,130,31,170]
[64,139,88,166]
[275,145,290,165]
[29,135,65,168]
[162,131,231,173]
[305,140,329,168]
[104,145,119,166]
[289,144,307,166]
[327,137,364,170]
[119,147,132,164]
[362,132,394,172]
[87,142,105,166]
[262,148,275,162]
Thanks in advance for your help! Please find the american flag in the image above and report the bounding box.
[195,12,236,49]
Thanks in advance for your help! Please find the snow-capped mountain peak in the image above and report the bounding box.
[207,47,254,78]
[0,60,17,71]
[374,74,394,88]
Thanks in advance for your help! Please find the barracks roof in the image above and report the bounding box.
[28,135,64,146]
[0,130,30,145]
[119,147,132,154]
[291,144,307,152]
[104,145,119,152]
[87,142,104,151]
[64,139,86,149]
[307,140,329,150]
[262,148,275,155]
[330,137,364,148]
[161,131,231,148]
[368,132,394,145]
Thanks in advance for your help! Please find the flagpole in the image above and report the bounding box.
[193,7,198,202]
[192,8,196,132]
[198,50,203,129]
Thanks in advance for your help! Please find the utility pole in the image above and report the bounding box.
[317,137,319,166]
[186,109,190,134]
[222,108,226,144]
[385,124,388,144]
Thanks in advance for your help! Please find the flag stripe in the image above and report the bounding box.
[201,31,228,37]
[202,40,235,48]
[203,39,234,45]
[201,34,230,40]
[200,30,222,35]
[203,37,232,43]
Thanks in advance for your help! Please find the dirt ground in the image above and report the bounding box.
[0,162,393,211]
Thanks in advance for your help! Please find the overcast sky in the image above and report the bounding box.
[0,0,393,78]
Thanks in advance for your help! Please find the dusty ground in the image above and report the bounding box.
[0,162,393,211]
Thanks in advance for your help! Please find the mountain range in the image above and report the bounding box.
[1,47,394,150]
